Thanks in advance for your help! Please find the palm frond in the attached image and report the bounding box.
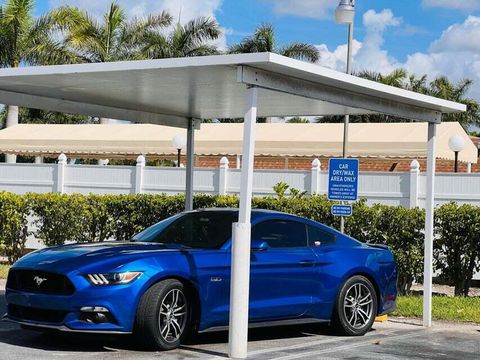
[280,43,319,63]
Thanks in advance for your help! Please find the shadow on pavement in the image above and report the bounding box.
[0,289,341,356]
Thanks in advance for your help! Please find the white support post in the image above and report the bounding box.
[228,86,258,360]
[409,160,420,208]
[423,122,437,328]
[56,153,67,194]
[5,105,18,164]
[135,155,146,194]
[467,163,472,173]
[310,159,321,195]
[185,118,196,211]
[219,157,229,195]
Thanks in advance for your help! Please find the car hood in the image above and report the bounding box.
[13,242,183,273]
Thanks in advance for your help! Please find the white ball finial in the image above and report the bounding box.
[220,156,229,168]
[58,153,67,163]
[136,155,146,166]
[311,158,321,170]
[410,159,420,171]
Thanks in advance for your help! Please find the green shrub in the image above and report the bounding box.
[27,193,88,247]
[0,191,479,297]
[0,192,29,264]
[434,203,480,296]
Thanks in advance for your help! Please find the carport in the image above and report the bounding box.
[0,53,466,359]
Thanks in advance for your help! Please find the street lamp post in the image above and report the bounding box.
[448,135,465,173]
[335,0,355,233]
[172,134,187,167]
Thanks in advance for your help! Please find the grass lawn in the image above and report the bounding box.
[393,295,480,323]
[0,264,9,279]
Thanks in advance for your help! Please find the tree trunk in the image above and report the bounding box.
[5,105,19,163]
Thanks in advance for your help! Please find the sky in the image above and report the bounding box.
[31,0,480,101]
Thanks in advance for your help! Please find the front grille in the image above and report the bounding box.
[8,304,67,324]
[7,269,75,295]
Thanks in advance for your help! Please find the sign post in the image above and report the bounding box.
[328,158,359,232]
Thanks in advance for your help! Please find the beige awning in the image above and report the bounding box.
[0,122,476,163]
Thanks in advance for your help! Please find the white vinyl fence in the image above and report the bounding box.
[1,154,479,208]
[2,154,480,280]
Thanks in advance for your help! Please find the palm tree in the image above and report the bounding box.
[52,2,173,63]
[429,77,480,127]
[0,0,78,162]
[52,2,172,126]
[141,16,221,58]
[228,23,319,63]
[357,69,407,88]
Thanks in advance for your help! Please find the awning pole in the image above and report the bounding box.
[185,118,195,211]
[423,121,437,327]
[228,85,258,359]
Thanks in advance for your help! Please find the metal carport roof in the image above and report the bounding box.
[0,53,465,128]
[0,53,467,359]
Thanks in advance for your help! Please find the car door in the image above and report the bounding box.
[249,219,319,321]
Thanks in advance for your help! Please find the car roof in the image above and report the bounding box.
[188,208,290,219]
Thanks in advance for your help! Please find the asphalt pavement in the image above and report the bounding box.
[0,280,479,360]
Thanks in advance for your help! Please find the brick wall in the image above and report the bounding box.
[161,154,480,173]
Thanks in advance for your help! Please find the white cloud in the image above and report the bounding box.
[422,0,480,11]
[430,16,480,52]
[317,9,401,74]
[316,11,480,100]
[265,0,339,20]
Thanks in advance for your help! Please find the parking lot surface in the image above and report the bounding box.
[1,281,479,360]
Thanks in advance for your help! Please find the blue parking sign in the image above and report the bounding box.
[328,159,359,201]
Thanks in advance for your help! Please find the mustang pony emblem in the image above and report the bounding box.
[33,276,47,287]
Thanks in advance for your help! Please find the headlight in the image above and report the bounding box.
[85,271,142,286]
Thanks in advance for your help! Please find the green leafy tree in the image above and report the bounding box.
[287,117,310,123]
[52,2,172,62]
[141,16,221,58]
[0,0,78,132]
[434,203,480,296]
[229,23,319,63]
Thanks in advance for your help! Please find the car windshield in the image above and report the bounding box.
[132,211,238,249]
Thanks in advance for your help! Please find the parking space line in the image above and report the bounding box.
[248,329,398,356]
[270,331,424,360]
[203,329,405,360]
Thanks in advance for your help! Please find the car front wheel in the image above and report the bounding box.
[134,279,189,350]
[332,275,377,336]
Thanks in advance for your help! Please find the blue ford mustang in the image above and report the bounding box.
[4,209,397,350]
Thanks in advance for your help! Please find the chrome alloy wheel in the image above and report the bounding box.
[159,288,187,343]
[343,283,374,329]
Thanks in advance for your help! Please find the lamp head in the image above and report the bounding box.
[172,134,187,150]
[448,135,465,153]
[335,0,355,24]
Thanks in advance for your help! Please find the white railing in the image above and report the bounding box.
[0,154,479,208]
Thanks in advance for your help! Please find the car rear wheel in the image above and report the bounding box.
[134,279,189,350]
[332,275,377,336]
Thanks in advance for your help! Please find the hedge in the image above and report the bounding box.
[0,192,479,296]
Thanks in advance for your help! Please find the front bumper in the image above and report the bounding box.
[4,273,147,333]
[2,314,131,334]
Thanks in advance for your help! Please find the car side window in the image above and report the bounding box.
[252,220,308,248]
[307,225,336,247]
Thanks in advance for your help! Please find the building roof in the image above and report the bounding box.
[0,53,465,128]
[0,122,476,163]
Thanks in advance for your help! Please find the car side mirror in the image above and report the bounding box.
[251,240,269,251]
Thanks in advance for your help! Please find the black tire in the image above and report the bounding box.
[332,275,378,336]
[134,279,190,350]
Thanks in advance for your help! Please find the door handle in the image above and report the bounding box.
[299,260,315,267]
